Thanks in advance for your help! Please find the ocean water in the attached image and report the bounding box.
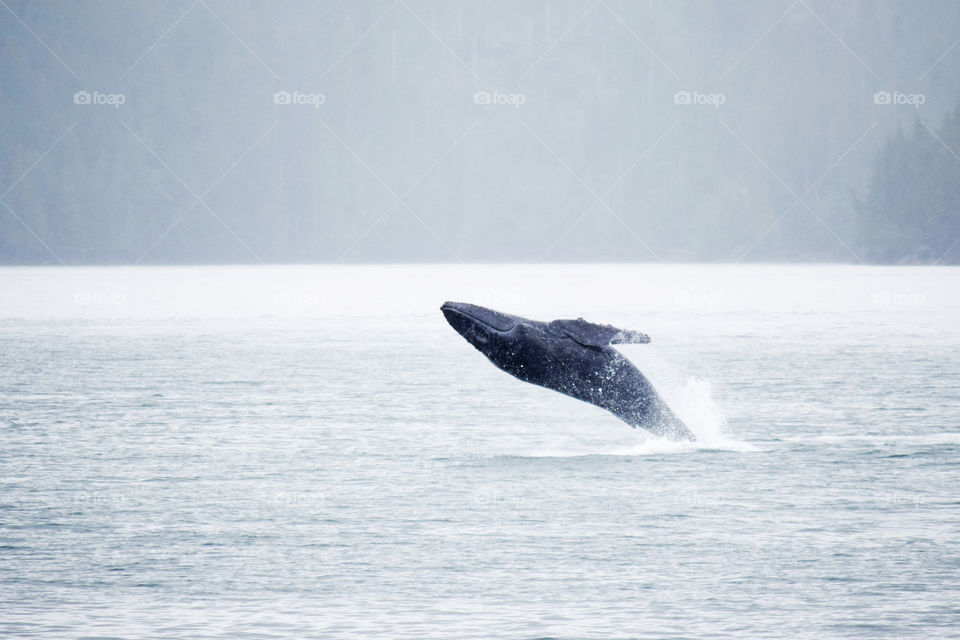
[1,264,958,639]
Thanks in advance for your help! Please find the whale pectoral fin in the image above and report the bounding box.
[549,318,651,348]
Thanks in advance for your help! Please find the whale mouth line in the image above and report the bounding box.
[441,303,515,332]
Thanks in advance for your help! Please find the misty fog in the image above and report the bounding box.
[2,1,959,264]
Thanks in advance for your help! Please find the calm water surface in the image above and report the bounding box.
[1,264,958,638]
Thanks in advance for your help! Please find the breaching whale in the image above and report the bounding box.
[441,302,695,441]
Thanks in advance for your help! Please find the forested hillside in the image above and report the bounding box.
[857,104,960,263]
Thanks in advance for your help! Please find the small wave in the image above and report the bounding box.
[781,433,960,445]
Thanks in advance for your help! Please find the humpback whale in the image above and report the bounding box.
[441,302,695,441]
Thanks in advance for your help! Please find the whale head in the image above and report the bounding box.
[441,301,527,351]
[440,302,551,380]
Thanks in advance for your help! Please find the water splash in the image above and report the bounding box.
[670,378,734,441]
[648,376,757,453]
[516,378,756,457]
[504,374,756,458]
